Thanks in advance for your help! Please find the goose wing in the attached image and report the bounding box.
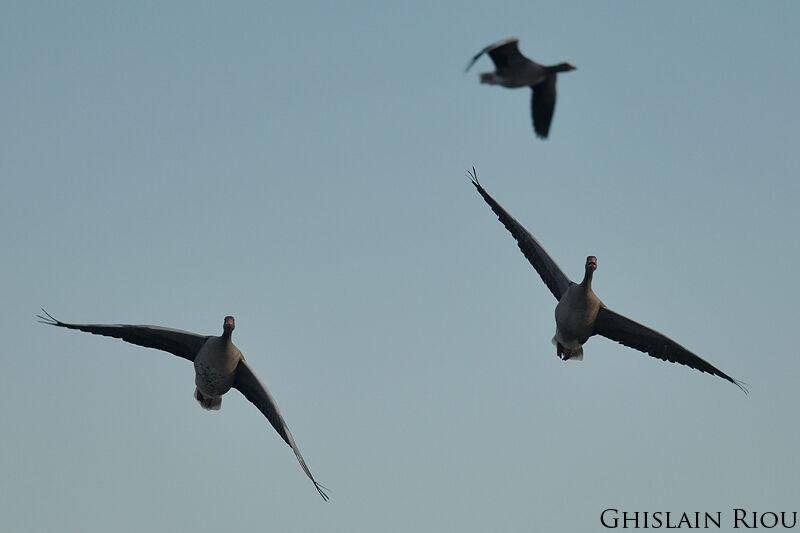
[465,37,524,72]
[531,74,557,138]
[37,309,209,362]
[470,172,572,300]
[233,359,329,501]
[593,307,747,392]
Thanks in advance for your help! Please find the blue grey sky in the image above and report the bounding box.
[3,1,798,531]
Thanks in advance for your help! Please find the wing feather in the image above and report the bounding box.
[470,172,572,300]
[233,359,329,501]
[38,309,208,362]
[531,75,557,138]
[593,307,747,393]
[465,37,523,72]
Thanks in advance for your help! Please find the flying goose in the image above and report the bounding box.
[468,170,746,393]
[465,38,576,139]
[38,310,330,500]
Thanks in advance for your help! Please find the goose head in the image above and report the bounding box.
[548,62,577,74]
[581,256,597,286]
[223,316,235,336]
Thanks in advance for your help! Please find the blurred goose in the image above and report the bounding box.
[38,310,329,500]
[465,37,576,139]
[469,170,746,392]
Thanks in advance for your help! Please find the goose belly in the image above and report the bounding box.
[193,339,240,397]
[554,291,599,347]
[481,73,527,88]
[194,362,236,396]
[482,65,545,88]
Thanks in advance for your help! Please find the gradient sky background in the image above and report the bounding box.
[3,2,799,531]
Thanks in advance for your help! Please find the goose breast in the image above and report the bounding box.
[554,284,602,348]
[193,336,242,396]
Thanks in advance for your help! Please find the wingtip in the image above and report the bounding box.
[36,308,59,325]
[464,52,482,73]
[732,378,749,395]
[314,481,331,502]
[466,166,480,187]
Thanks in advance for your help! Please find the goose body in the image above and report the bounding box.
[469,170,746,393]
[192,316,240,409]
[38,311,329,500]
[553,267,602,361]
[465,38,576,138]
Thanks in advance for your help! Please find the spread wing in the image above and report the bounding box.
[233,359,329,501]
[470,170,572,300]
[465,37,524,72]
[531,75,557,138]
[593,307,747,393]
[37,309,209,362]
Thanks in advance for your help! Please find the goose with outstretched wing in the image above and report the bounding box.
[469,169,746,393]
[465,38,576,139]
[38,310,330,500]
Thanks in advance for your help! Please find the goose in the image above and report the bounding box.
[468,169,746,393]
[465,37,576,139]
[37,310,330,500]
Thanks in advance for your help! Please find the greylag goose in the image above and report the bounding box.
[469,170,746,393]
[37,310,330,500]
[465,38,576,139]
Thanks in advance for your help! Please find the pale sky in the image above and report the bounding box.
[2,2,799,532]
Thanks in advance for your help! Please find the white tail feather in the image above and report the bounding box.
[194,388,222,410]
[552,335,584,361]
